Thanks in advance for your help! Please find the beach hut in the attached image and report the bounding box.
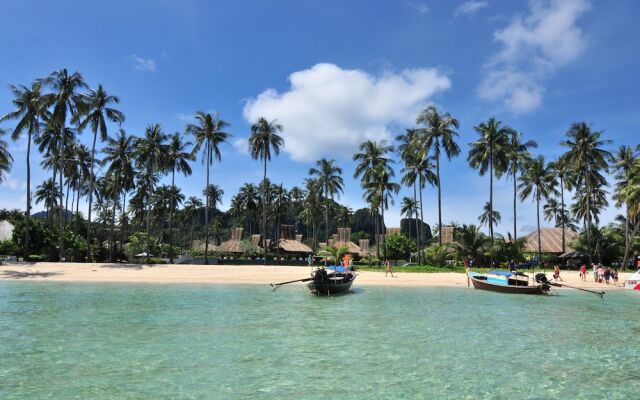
[273,225,312,256]
[0,220,14,242]
[214,228,248,255]
[522,227,578,254]
[325,228,361,255]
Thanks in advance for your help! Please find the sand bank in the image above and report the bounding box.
[0,262,631,290]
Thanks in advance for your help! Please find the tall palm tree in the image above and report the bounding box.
[309,158,344,242]
[135,124,168,263]
[612,145,637,267]
[548,157,571,253]
[560,122,612,260]
[543,198,562,227]
[44,68,87,126]
[102,129,136,262]
[236,183,260,234]
[478,201,501,229]
[248,117,284,264]
[518,156,558,264]
[617,157,640,270]
[416,106,461,245]
[505,130,537,241]
[166,132,194,263]
[400,196,419,239]
[35,178,61,218]
[0,129,12,183]
[183,196,203,251]
[301,178,322,250]
[1,81,47,258]
[363,163,400,260]
[468,117,510,266]
[397,129,423,263]
[353,140,393,256]
[187,112,231,265]
[451,224,486,267]
[77,85,125,261]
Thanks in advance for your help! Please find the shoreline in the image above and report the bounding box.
[0,262,631,290]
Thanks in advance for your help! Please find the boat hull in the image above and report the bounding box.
[307,274,355,295]
[469,274,547,295]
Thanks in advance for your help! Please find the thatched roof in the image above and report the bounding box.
[213,227,246,253]
[276,239,313,253]
[522,227,578,253]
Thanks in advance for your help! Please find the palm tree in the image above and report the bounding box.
[301,178,322,250]
[183,196,203,251]
[617,157,640,270]
[35,178,61,218]
[363,163,400,260]
[400,196,419,239]
[0,129,12,183]
[77,85,125,261]
[44,68,87,125]
[468,117,510,266]
[518,156,558,264]
[248,117,284,264]
[353,140,393,256]
[451,224,486,267]
[135,124,168,263]
[187,112,231,265]
[397,129,423,263]
[548,158,571,254]
[309,159,344,242]
[612,145,637,268]
[505,131,537,241]
[236,183,260,234]
[543,198,562,227]
[102,129,136,262]
[416,106,461,245]
[1,81,47,258]
[478,201,501,229]
[166,132,194,263]
[560,122,612,260]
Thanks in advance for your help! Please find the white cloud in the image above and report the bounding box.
[125,54,157,72]
[454,1,488,18]
[403,1,430,15]
[478,0,590,114]
[242,63,451,162]
[0,174,25,191]
[232,138,249,155]
[177,112,194,122]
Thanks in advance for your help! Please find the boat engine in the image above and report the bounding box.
[534,273,551,291]
[313,268,329,284]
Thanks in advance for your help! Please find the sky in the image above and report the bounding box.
[0,0,639,236]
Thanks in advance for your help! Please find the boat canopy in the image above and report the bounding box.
[489,270,528,277]
[327,266,351,273]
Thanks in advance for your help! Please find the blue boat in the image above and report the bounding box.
[468,270,549,295]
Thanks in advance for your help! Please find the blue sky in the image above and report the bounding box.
[0,0,639,235]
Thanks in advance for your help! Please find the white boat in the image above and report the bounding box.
[624,270,640,291]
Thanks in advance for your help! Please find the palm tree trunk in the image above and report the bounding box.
[413,179,420,265]
[24,131,32,259]
[560,177,566,254]
[49,166,56,227]
[325,188,329,242]
[419,175,425,251]
[204,141,210,265]
[513,169,517,241]
[622,219,640,272]
[86,131,98,262]
[75,186,80,235]
[536,194,542,266]
[262,156,268,265]
[65,179,71,224]
[624,203,630,268]
[109,192,117,263]
[489,148,494,268]
[381,189,386,261]
[58,167,65,261]
[585,170,592,263]
[119,190,127,260]
[145,165,153,264]
[436,153,442,246]
[169,167,176,264]
[374,206,379,260]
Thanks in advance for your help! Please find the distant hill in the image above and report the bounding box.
[33,210,74,220]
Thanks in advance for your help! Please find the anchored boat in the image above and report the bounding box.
[468,270,549,295]
[307,266,356,295]
[624,270,640,291]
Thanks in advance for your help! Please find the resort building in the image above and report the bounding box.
[324,227,361,255]
[522,227,578,255]
[213,227,248,255]
[272,225,312,255]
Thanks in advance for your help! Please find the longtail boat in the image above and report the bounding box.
[307,266,356,295]
[468,270,549,295]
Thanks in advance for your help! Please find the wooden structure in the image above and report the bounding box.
[468,271,548,295]
[522,228,578,254]
[273,225,312,254]
[440,226,455,244]
[214,228,247,254]
[326,228,361,254]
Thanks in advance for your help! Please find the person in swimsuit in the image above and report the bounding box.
[553,265,563,281]
[385,259,394,277]
[579,263,587,281]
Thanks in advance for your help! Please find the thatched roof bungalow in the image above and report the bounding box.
[522,227,578,254]
[324,228,361,254]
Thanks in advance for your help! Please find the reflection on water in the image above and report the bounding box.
[0,282,638,399]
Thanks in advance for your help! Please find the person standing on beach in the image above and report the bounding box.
[385,259,394,277]
[613,268,619,286]
[592,263,598,282]
[553,265,563,281]
[579,263,587,281]
[307,254,313,267]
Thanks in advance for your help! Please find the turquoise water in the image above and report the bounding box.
[1,282,639,399]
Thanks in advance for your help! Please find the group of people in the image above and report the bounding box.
[578,263,619,285]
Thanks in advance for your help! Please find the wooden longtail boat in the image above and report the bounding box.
[468,271,549,295]
[307,266,356,295]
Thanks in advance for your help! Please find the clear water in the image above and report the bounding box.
[1,282,638,399]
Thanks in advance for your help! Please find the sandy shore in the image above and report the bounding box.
[0,262,631,290]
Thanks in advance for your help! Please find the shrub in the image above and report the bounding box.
[26,255,45,262]
[0,240,19,256]
[384,233,416,263]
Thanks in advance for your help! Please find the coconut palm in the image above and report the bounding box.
[301,178,323,250]
[44,68,87,125]
[183,196,203,251]
[187,112,231,265]
[236,183,260,234]
[309,159,344,242]
[353,140,394,254]
[451,224,486,267]
[416,106,461,245]
[248,117,284,264]
[400,196,419,240]
[617,157,640,269]
[0,129,12,183]
[102,129,136,262]
[363,163,400,260]
[560,122,612,260]
[478,201,501,229]
[135,123,168,263]
[77,85,125,261]
[505,131,537,241]
[548,157,571,253]
[35,178,61,218]
[397,129,423,263]
[1,80,47,258]
[518,156,558,264]
[166,132,194,263]
[468,117,510,266]
[204,184,224,213]
[612,145,637,267]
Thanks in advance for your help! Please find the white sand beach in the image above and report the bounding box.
[0,262,631,290]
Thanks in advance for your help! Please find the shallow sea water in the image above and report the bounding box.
[0,282,638,399]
